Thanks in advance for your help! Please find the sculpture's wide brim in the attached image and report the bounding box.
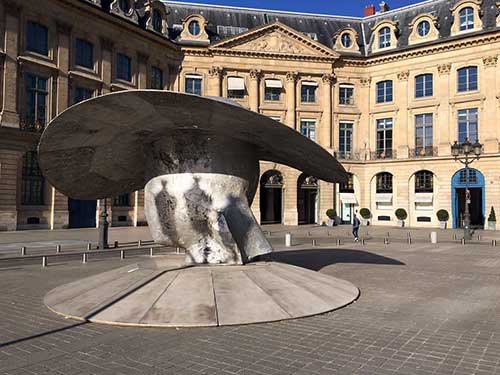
[38,90,347,199]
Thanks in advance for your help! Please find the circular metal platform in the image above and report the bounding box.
[44,257,359,327]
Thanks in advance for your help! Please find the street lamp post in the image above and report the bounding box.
[451,138,483,241]
[98,198,109,249]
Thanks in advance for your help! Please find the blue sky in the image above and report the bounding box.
[168,0,423,17]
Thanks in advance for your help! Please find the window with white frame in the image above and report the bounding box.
[458,108,478,143]
[376,118,393,159]
[227,77,245,99]
[415,74,433,98]
[185,75,202,95]
[301,81,317,103]
[264,79,282,101]
[300,120,316,141]
[376,80,393,103]
[459,7,475,31]
[379,27,391,49]
[415,114,433,156]
[457,66,478,92]
[338,122,353,159]
[339,84,354,105]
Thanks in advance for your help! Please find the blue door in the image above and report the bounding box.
[451,169,485,229]
[68,199,97,228]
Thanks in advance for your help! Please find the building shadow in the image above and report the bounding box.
[258,248,405,271]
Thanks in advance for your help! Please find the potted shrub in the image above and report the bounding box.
[488,206,496,230]
[395,208,407,227]
[359,208,371,226]
[326,209,336,227]
[436,209,449,229]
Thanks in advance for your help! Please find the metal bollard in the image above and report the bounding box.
[308,231,311,237]
[312,239,317,247]
[87,243,92,251]
[285,233,292,247]
[387,232,390,237]
[56,244,61,253]
[492,239,497,247]
[361,238,366,245]
[461,238,466,245]
[176,247,180,254]
[42,256,47,267]
[477,235,481,241]
[21,246,26,256]
[82,253,88,264]
[150,247,154,257]
[120,250,125,260]
[454,233,457,240]
[407,237,412,244]
[336,239,341,246]
[114,241,119,248]
[384,238,389,245]
[327,231,330,237]
[138,240,142,248]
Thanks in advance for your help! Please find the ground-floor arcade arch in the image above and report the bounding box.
[259,170,283,224]
[297,174,319,225]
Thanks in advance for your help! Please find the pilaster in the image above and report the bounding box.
[137,53,149,89]
[437,63,452,156]
[482,56,498,152]
[100,37,114,94]
[285,72,298,129]
[321,74,334,149]
[208,66,223,97]
[396,70,409,159]
[249,69,261,113]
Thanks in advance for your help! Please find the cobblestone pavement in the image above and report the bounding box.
[1,239,500,374]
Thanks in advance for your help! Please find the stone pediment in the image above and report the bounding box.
[210,22,338,61]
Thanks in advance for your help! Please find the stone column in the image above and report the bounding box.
[249,69,261,113]
[321,74,334,149]
[359,78,372,160]
[100,38,114,94]
[208,66,223,97]
[437,63,451,156]
[396,70,409,159]
[482,56,498,153]
[137,53,149,89]
[1,2,21,127]
[285,72,298,129]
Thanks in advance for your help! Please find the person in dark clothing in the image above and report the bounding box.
[352,213,360,242]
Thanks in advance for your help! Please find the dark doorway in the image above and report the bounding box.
[455,188,484,228]
[68,199,96,228]
[260,171,283,224]
[297,175,318,225]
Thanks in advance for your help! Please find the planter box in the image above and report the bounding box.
[397,220,405,228]
[326,219,335,227]
[361,218,369,226]
[439,221,447,229]
[488,221,496,230]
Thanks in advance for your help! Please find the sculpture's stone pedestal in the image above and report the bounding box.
[44,257,359,327]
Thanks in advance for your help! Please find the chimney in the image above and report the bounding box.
[379,1,390,13]
[364,4,375,17]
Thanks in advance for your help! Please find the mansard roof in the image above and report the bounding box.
[163,0,500,56]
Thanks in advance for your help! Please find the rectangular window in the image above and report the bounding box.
[117,53,132,82]
[415,74,433,98]
[264,87,281,101]
[376,118,393,159]
[24,74,48,131]
[151,66,163,89]
[457,67,477,92]
[22,151,44,205]
[75,39,94,69]
[338,122,353,159]
[300,120,316,141]
[415,114,433,157]
[185,76,202,95]
[227,77,245,99]
[301,82,317,103]
[458,108,478,143]
[113,194,130,207]
[26,21,48,56]
[74,87,93,104]
[339,85,354,105]
[376,81,393,103]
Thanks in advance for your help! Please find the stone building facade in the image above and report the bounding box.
[1,0,499,231]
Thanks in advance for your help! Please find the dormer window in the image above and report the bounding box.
[379,27,391,49]
[459,7,474,31]
[152,9,162,33]
[119,0,130,13]
[341,33,352,48]
[188,20,201,36]
[417,20,430,37]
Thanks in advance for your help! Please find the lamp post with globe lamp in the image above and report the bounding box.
[451,138,483,240]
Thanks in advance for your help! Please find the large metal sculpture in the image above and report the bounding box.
[38,91,346,265]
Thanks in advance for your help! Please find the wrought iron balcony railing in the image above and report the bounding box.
[371,149,396,160]
[410,146,438,158]
[20,117,45,133]
[334,151,361,161]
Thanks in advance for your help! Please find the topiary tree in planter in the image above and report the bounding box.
[436,209,449,229]
[359,208,371,225]
[488,206,496,230]
[325,209,337,226]
[395,208,407,227]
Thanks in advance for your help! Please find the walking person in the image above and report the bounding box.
[352,213,360,242]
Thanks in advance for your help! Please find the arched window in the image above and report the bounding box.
[341,33,352,48]
[188,20,201,36]
[417,20,430,37]
[340,173,354,193]
[415,171,433,193]
[376,172,393,193]
[379,27,391,49]
[459,7,474,31]
[152,9,162,33]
